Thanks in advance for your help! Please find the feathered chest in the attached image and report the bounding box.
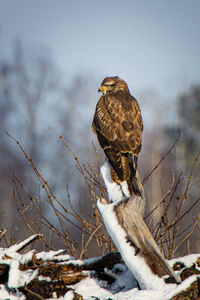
[95,93,134,125]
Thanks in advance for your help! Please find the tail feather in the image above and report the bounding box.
[127,155,140,195]
[104,148,124,181]
[104,148,140,196]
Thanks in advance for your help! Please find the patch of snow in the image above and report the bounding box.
[64,290,74,299]
[73,277,114,299]
[114,289,165,300]
[0,284,25,300]
[120,181,130,198]
[38,275,53,282]
[8,259,38,288]
[100,161,124,202]
[169,253,200,269]
[8,260,20,288]
[0,252,20,264]
[36,249,65,260]
[20,250,35,264]
[0,235,42,265]
[101,161,131,201]
[72,277,165,300]
[50,254,75,261]
[21,269,38,287]
[168,254,200,282]
[5,234,41,253]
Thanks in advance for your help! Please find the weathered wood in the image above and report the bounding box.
[132,170,146,216]
[115,198,177,279]
[99,162,179,288]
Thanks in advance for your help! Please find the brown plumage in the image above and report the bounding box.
[92,76,143,195]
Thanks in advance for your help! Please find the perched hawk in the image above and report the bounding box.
[92,76,143,195]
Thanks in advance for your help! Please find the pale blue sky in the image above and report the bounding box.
[0,0,200,88]
[0,0,200,99]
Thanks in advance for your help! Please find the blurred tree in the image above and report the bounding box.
[0,61,25,232]
[0,39,97,241]
[165,85,200,173]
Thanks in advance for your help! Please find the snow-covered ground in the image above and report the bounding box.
[0,235,199,299]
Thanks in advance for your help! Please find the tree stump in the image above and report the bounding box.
[98,161,179,290]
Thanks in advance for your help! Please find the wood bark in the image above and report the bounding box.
[115,198,178,279]
[99,165,179,287]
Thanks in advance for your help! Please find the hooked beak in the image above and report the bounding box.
[98,86,103,93]
[98,85,107,94]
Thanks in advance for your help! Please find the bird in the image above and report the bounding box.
[92,76,143,196]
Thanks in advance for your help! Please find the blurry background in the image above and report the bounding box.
[0,0,200,255]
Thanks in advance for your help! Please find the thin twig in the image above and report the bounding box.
[142,135,181,184]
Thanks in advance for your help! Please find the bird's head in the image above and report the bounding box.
[98,76,129,95]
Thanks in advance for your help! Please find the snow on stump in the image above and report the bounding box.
[98,161,179,290]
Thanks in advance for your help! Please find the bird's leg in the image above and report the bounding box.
[110,163,130,198]
[121,155,131,182]
[134,155,138,172]
[110,164,121,183]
